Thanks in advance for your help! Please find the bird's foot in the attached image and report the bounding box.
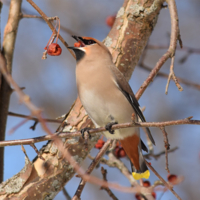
[80,127,92,139]
[105,122,118,134]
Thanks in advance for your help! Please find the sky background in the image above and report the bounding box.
[1,0,200,199]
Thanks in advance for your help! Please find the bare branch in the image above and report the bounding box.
[72,140,111,200]
[138,63,200,91]
[159,127,170,173]
[0,116,199,147]
[165,56,183,94]
[146,162,182,200]
[26,0,76,58]
[100,167,119,200]
[136,0,180,99]
[0,0,22,183]
[30,143,45,161]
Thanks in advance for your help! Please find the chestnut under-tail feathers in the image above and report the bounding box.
[68,36,155,180]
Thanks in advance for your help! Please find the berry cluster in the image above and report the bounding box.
[135,181,156,200]
[95,139,126,158]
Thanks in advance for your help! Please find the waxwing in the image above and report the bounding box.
[68,36,155,180]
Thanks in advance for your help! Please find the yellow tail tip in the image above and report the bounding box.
[132,170,150,180]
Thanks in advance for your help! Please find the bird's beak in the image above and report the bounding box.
[71,35,80,41]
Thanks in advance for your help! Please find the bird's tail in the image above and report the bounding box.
[120,134,150,180]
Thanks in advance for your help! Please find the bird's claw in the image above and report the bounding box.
[105,122,118,134]
[80,127,91,139]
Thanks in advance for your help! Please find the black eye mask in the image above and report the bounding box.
[72,35,96,47]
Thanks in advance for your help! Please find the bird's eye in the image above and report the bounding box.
[86,40,96,45]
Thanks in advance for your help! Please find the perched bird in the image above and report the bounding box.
[68,36,155,180]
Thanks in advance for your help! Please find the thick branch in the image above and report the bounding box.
[0,0,22,183]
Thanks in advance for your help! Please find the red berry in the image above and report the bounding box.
[95,139,105,149]
[143,180,151,187]
[152,192,156,199]
[119,148,126,157]
[47,43,62,56]
[167,174,178,184]
[114,147,120,158]
[106,15,116,27]
[135,193,141,200]
[74,41,81,47]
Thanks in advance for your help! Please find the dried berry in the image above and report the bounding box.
[135,193,141,200]
[119,148,126,157]
[143,180,151,187]
[74,41,82,47]
[106,15,116,27]
[152,192,156,199]
[95,139,105,149]
[47,43,62,56]
[167,174,178,184]
[115,147,126,158]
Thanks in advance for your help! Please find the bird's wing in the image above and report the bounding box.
[110,65,155,145]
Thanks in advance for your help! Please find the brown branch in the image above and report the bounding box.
[30,143,45,161]
[138,63,200,91]
[136,0,180,100]
[100,167,119,200]
[0,116,199,147]
[159,127,170,173]
[20,13,42,18]
[144,147,178,160]
[165,56,183,94]
[88,152,137,186]
[147,44,200,54]
[146,162,182,200]
[72,140,111,200]
[8,111,62,123]
[0,0,22,183]
[26,0,75,58]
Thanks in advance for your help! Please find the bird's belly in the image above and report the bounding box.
[79,88,137,139]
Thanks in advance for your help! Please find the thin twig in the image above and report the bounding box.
[165,57,183,94]
[100,167,119,200]
[8,111,62,123]
[147,45,200,54]
[72,140,112,200]
[138,63,200,91]
[144,147,178,160]
[26,0,75,58]
[159,127,170,173]
[136,0,180,100]
[30,143,45,161]
[0,116,199,147]
[146,162,182,200]
[20,13,42,18]
[89,152,137,186]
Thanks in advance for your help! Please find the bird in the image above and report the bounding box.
[67,35,155,180]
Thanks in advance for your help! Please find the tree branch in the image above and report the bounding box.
[0,116,199,147]
[136,0,180,99]
[72,140,111,200]
[0,0,22,183]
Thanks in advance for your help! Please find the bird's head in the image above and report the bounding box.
[68,36,112,62]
